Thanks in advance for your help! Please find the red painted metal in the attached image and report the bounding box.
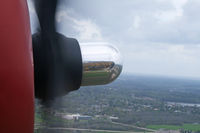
[0,0,34,133]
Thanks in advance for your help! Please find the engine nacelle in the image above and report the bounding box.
[32,32,122,100]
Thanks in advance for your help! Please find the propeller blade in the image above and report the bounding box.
[34,0,57,35]
[33,0,82,101]
[33,0,63,100]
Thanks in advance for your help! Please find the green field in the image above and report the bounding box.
[147,124,200,132]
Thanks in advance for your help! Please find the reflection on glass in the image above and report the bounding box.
[80,43,123,86]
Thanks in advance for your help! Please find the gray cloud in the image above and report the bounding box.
[28,0,200,78]
[56,0,200,44]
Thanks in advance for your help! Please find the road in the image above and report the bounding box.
[34,121,156,132]
[111,121,156,132]
[35,127,150,133]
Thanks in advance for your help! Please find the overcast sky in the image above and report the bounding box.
[28,0,200,78]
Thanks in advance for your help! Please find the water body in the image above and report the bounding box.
[167,102,200,107]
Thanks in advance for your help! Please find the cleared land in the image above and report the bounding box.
[147,124,200,132]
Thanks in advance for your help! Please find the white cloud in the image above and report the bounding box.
[129,16,141,32]
[72,19,103,41]
[132,16,141,29]
[27,0,39,33]
[155,0,188,23]
[27,0,35,14]
[56,11,68,23]
[121,43,200,78]
[56,10,103,42]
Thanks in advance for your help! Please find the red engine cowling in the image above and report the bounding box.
[0,0,34,133]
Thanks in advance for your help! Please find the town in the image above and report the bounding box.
[35,74,200,133]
